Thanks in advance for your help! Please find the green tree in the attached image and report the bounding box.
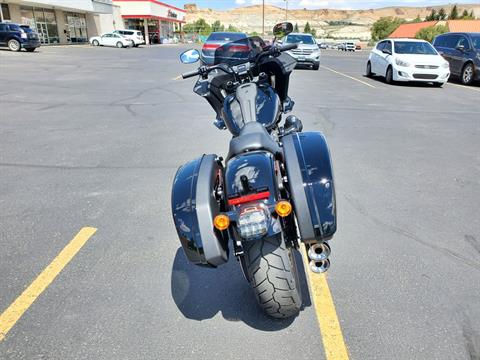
[411,15,422,23]
[438,8,447,20]
[415,24,449,43]
[470,10,475,19]
[294,23,299,32]
[304,22,311,34]
[183,18,212,36]
[371,17,405,41]
[211,20,224,32]
[227,24,239,32]
[425,9,437,21]
[449,5,459,20]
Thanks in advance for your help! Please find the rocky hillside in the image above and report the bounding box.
[184,3,480,40]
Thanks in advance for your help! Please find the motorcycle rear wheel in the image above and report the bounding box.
[242,234,302,318]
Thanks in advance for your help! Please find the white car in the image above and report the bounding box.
[366,38,450,86]
[113,30,145,47]
[89,33,132,48]
[283,33,321,70]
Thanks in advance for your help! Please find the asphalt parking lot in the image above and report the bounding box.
[0,45,479,360]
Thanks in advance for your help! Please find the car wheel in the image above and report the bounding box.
[366,61,373,77]
[8,39,21,52]
[461,63,474,85]
[312,62,320,70]
[385,66,394,84]
[92,40,99,46]
[116,41,123,48]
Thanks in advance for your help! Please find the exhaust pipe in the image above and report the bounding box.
[308,242,331,261]
[309,259,330,273]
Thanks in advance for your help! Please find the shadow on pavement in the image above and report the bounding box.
[364,74,480,88]
[171,246,311,331]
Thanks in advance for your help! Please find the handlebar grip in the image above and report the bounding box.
[279,43,298,52]
[182,69,200,79]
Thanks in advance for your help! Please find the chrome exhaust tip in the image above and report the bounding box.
[308,242,331,262]
[309,259,330,274]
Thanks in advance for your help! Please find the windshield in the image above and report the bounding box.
[394,41,438,55]
[285,34,315,45]
[213,36,267,65]
[471,35,480,50]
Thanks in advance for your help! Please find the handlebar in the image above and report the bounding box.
[181,43,298,79]
[182,69,201,79]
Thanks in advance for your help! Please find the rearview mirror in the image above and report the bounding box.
[273,22,293,39]
[456,45,465,52]
[180,49,200,64]
[382,48,392,55]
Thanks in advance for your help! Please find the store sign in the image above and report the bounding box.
[167,9,177,19]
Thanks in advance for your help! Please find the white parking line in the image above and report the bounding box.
[447,82,480,92]
[321,65,376,88]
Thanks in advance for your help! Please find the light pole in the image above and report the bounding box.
[284,0,288,21]
[262,0,265,37]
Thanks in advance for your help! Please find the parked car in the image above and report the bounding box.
[344,42,356,51]
[319,43,328,49]
[89,33,133,48]
[113,29,145,47]
[201,32,248,65]
[337,43,345,51]
[355,44,362,50]
[433,32,480,85]
[366,38,450,86]
[283,33,321,70]
[0,22,40,52]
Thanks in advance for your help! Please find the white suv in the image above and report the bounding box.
[114,30,145,47]
[283,33,321,70]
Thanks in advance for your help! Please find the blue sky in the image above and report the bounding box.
[168,1,476,10]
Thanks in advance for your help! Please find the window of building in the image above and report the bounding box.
[1,4,11,21]
[19,6,59,44]
[64,13,88,43]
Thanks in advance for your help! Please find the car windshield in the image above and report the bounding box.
[285,34,315,45]
[394,41,437,55]
[213,36,267,66]
[208,32,246,42]
[471,35,480,50]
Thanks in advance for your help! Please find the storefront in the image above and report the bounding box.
[0,1,122,45]
[113,0,185,44]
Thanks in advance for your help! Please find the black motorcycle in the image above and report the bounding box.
[171,23,336,318]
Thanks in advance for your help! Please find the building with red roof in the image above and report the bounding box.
[389,21,438,38]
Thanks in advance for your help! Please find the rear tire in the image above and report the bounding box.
[242,234,302,318]
[461,63,474,85]
[116,41,123,48]
[8,39,21,52]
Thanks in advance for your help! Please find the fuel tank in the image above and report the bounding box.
[171,154,229,267]
[222,83,281,136]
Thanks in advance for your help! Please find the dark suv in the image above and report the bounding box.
[0,23,40,52]
[433,32,480,85]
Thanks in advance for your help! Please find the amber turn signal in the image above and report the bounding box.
[213,214,230,231]
[275,200,292,217]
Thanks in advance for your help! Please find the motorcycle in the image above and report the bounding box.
[171,22,336,318]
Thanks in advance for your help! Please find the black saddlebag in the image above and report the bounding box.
[171,154,228,267]
[282,132,336,243]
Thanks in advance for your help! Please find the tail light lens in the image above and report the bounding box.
[238,205,269,239]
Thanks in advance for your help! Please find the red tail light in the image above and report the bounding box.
[228,191,270,206]
[202,43,221,50]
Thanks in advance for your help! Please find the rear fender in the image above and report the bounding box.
[225,151,283,239]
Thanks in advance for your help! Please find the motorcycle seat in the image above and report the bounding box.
[227,122,281,160]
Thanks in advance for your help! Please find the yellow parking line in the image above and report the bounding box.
[301,244,350,360]
[0,227,97,342]
[447,82,480,92]
[321,65,376,88]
